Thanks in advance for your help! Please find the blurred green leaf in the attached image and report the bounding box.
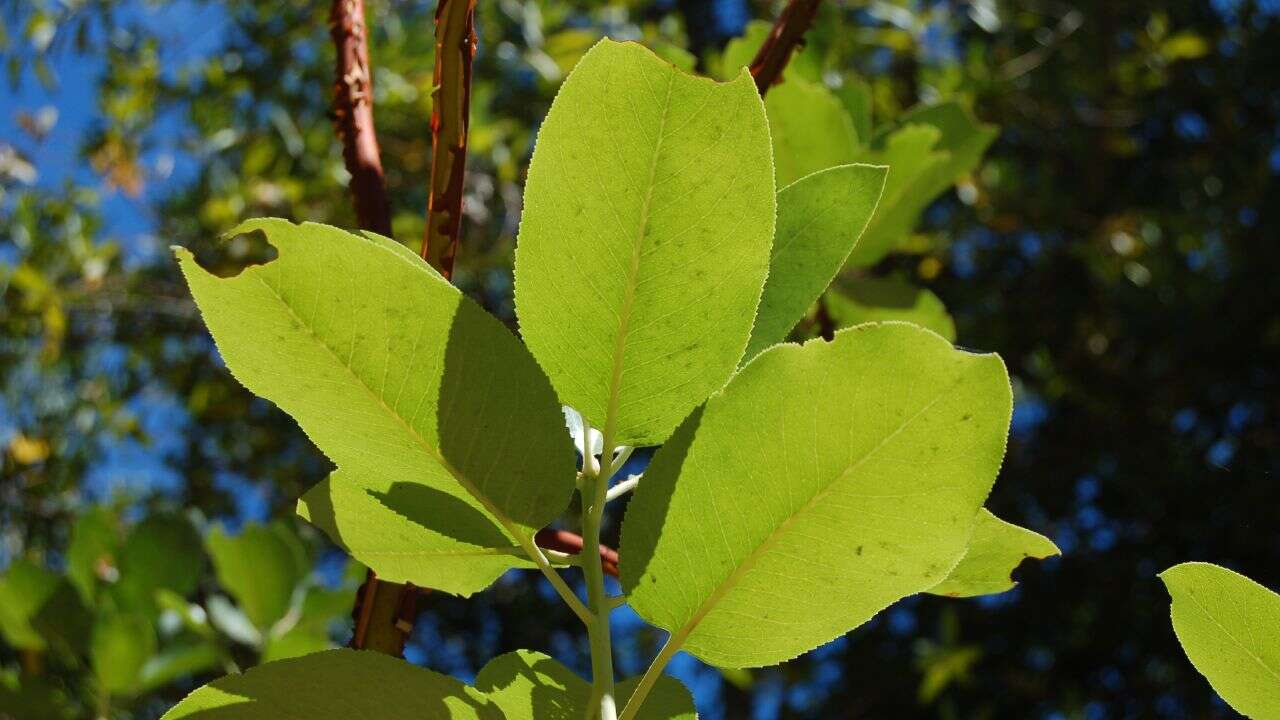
[91,612,156,695]
[826,277,956,342]
[114,514,203,616]
[206,522,307,631]
[66,506,122,603]
[767,77,862,187]
[0,559,60,650]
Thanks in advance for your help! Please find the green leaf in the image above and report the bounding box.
[113,513,203,616]
[161,649,493,719]
[1160,562,1280,718]
[297,470,529,596]
[927,509,1059,598]
[206,523,306,630]
[846,125,948,267]
[836,79,873,145]
[621,322,1012,667]
[744,164,887,360]
[0,559,60,650]
[476,650,694,720]
[137,642,223,694]
[851,103,998,266]
[92,612,156,695]
[514,39,775,447]
[66,506,122,602]
[176,218,575,595]
[826,277,956,342]
[766,77,861,187]
[261,628,333,663]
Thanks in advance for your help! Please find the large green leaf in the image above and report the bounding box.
[826,277,957,342]
[176,218,575,595]
[1160,562,1280,718]
[476,650,694,720]
[744,164,887,360]
[514,39,776,447]
[927,509,1059,598]
[161,649,494,719]
[621,322,1012,667]
[766,77,861,187]
[206,523,306,630]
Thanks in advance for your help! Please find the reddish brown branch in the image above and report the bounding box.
[421,0,478,279]
[330,0,392,237]
[748,0,823,95]
[537,528,620,578]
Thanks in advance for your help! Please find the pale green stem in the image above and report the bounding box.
[584,421,619,720]
[516,530,593,626]
[618,636,682,720]
[605,474,640,502]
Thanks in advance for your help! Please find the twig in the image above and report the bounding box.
[421,0,477,279]
[748,0,823,94]
[331,0,418,655]
[536,528,620,578]
[329,0,392,237]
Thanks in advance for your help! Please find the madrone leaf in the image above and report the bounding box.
[1160,562,1280,718]
[744,164,887,361]
[621,322,1012,667]
[161,649,493,719]
[927,509,1059,598]
[514,39,775,447]
[176,219,575,596]
[765,77,862,187]
[476,650,694,720]
[826,277,957,342]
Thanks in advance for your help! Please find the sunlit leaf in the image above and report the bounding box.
[515,40,775,446]
[1161,562,1280,718]
[927,509,1059,598]
[622,323,1012,667]
[745,164,887,360]
[826,277,956,342]
[177,219,575,595]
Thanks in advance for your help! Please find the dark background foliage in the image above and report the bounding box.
[2,0,1277,718]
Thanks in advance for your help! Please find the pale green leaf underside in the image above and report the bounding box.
[514,39,776,446]
[766,77,862,187]
[743,164,887,361]
[476,650,694,720]
[621,322,1012,667]
[826,277,956,342]
[1161,562,1280,718]
[927,508,1059,598]
[161,649,493,719]
[177,219,575,596]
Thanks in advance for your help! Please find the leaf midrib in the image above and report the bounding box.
[1182,585,1280,684]
[602,72,676,446]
